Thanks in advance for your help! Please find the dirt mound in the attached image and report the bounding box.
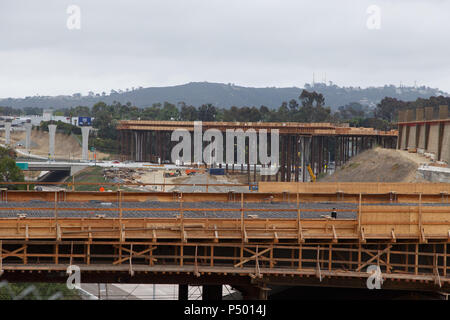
[320,147,430,183]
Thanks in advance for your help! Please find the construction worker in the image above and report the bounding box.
[331,208,337,219]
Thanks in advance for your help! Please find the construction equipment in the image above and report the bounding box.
[164,170,181,178]
[185,169,198,176]
[307,165,316,182]
[209,168,225,175]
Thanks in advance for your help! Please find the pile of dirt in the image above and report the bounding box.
[320,147,431,183]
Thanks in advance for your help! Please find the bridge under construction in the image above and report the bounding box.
[0,182,448,299]
[117,121,398,183]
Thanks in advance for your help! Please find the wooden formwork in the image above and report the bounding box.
[0,240,448,291]
[258,182,450,194]
[0,188,449,291]
[0,202,448,241]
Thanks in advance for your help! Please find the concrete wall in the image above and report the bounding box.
[441,123,450,164]
[417,166,450,183]
[418,125,426,150]
[398,106,449,163]
[400,126,408,149]
[427,124,440,155]
[407,126,416,149]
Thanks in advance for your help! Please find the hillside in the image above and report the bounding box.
[320,147,431,183]
[0,82,446,110]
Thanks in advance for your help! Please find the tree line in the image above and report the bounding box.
[2,90,448,155]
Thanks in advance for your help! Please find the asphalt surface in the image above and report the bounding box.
[0,201,448,219]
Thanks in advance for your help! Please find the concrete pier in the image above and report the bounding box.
[81,126,91,161]
[4,121,11,146]
[48,124,57,160]
[24,121,32,152]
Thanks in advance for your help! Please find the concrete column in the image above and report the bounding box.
[25,122,32,152]
[428,125,440,156]
[407,126,417,149]
[81,126,91,161]
[441,123,450,164]
[400,126,408,150]
[48,124,57,160]
[4,122,11,146]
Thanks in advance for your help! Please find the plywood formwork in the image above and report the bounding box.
[258,182,450,194]
[0,240,448,292]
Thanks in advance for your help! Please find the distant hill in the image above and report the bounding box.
[1,82,447,111]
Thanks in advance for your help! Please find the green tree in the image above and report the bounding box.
[375,97,408,122]
[198,104,217,121]
[0,148,25,189]
[180,105,198,121]
[158,102,179,120]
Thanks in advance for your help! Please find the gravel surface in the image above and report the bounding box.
[0,200,359,219]
[0,200,447,219]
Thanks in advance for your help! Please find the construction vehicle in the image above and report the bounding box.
[185,169,198,176]
[164,169,182,178]
[307,165,316,182]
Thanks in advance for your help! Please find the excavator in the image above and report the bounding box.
[307,165,316,182]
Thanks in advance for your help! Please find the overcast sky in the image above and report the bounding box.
[0,0,449,98]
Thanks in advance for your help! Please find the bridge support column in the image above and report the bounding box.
[81,126,91,161]
[25,121,32,152]
[179,284,189,300]
[48,124,57,160]
[202,285,222,300]
[4,121,11,146]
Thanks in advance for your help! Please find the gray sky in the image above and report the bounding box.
[1,0,449,98]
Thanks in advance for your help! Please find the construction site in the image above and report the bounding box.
[0,113,449,300]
